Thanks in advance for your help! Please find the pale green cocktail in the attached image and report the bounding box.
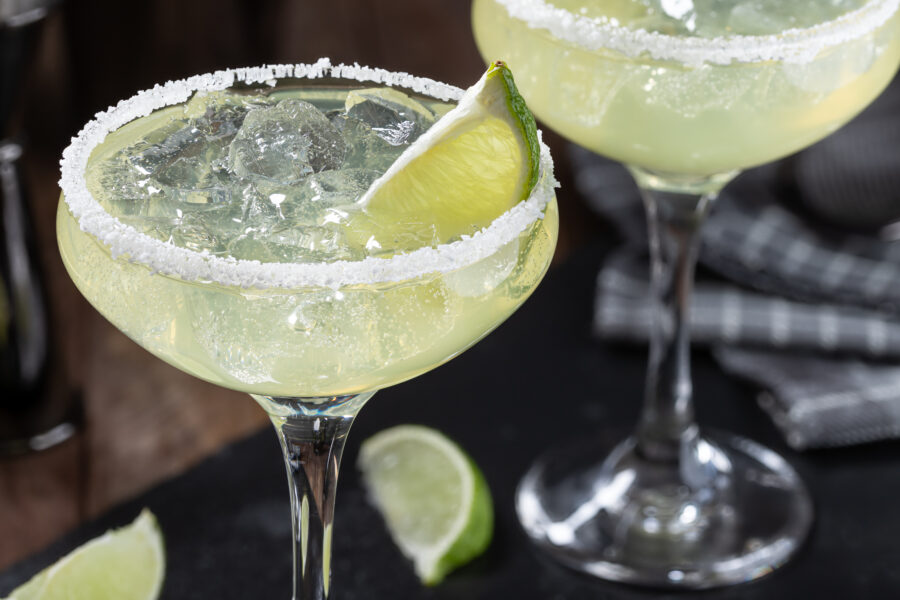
[475,0,900,176]
[59,85,556,398]
[57,61,558,598]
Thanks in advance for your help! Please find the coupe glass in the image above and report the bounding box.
[57,61,559,599]
[474,0,900,588]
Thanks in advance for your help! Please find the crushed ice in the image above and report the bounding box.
[60,60,557,289]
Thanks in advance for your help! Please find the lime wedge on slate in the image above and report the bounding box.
[358,425,493,585]
[4,510,164,600]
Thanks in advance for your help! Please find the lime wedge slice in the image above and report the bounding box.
[358,425,493,585]
[354,61,540,246]
[5,510,165,600]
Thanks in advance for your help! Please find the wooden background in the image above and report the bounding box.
[0,0,603,569]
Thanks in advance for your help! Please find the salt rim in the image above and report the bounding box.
[494,0,899,66]
[59,59,557,290]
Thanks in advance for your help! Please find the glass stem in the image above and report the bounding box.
[254,393,373,600]
[637,186,715,463]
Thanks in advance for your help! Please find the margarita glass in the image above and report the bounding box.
[474,0,900,589]
[57,61,558,598]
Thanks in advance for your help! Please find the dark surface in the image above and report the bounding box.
[2,242,900,599]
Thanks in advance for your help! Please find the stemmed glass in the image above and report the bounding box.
[57,61,559,599]
[474,0,900,588]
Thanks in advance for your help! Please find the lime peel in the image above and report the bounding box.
[358,425,494,585]
[489,60,540,198]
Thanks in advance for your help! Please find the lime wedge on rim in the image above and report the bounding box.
[358,425,494,585]
[4,510,165,600]
[355,60,541,245]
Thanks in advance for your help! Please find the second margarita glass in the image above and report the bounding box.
[474,0,900,588]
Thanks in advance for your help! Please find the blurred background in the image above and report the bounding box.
[0,0,603,570]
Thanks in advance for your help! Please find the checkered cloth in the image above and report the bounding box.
[595,250,900,360]
[715,347,900,450]
[577,75,900,449]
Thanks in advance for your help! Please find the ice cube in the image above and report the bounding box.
[188,292,279,386]
[169,212,231,255]
[344,87,437,146]
[227,223,361,264]
[725,1,796,35]
[183,90,264,127]
[115,215,179,242]
[612,0,696,35]
[301,168,379,210]
[658,0,696,31]
[361,216,441,257]
[236,180,285,233]
[141,180,231,222]
[173,186,230,206]
[329,112,407,171]
[227,99,346,182]
[190,202,247,244]
[84,120,195,215]
[721,0,862,36]
[186,287,383,389]
[85,155,153,216]
[247,168,377,227]
[88,92,251,226]
[130,122,217,189]
[443,238,519,297]
[117,199,241,254]
[370,280,456,362]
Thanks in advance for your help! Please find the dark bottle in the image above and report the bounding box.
[0,1,80,454]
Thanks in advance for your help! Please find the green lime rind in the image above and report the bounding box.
[486,61,540,200]
[422,455,494,585]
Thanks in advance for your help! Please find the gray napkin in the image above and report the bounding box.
[595,249,900,449]
[574,152,900,311]
[595,250,900,359]
[715,348,900,450]
[576,74,900,450]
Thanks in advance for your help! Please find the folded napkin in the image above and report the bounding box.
[715,347,900,450]
[594,248,900,449]
[575,74,900,450]
[595,250,900,360]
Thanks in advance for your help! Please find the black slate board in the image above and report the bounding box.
[3,242,900,599]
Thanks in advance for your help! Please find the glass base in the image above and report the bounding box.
[516,430,813,589]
